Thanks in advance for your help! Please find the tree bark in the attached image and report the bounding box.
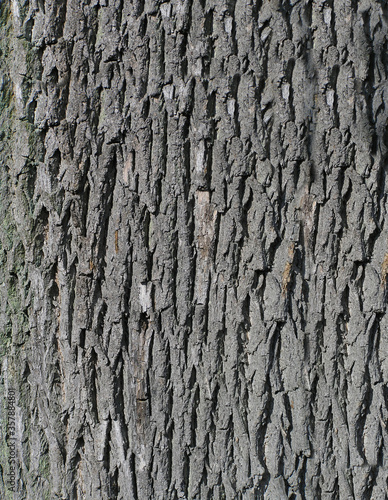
[1,0,388,498]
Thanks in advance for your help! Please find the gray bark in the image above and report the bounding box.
[0,0,388,498]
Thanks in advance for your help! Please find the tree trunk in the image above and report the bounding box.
[1,0,388,498]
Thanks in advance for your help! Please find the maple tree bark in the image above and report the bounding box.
[1,0,388,499]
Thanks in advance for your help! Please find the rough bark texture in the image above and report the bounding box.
[1,0,388,498]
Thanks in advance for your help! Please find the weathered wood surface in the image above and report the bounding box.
[0,0,387,498]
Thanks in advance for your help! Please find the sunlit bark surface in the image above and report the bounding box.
[0,0,388,498]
